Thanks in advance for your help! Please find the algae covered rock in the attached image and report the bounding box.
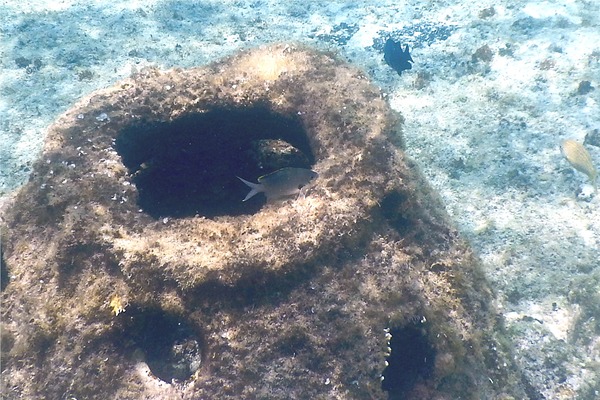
[1,44,528,399]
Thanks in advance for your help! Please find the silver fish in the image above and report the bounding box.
[237,167,318,201]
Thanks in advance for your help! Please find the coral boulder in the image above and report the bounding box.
[1,44,527,399]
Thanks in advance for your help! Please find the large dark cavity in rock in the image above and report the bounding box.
[115,106,314,218]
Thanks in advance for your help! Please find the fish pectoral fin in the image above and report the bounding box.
[297,183,317,200]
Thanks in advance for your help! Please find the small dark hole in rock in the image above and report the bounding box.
[0,329,15,357]
[117,306,204,383]
[382,321,436,398]
[115,106,315,219]
[275,326,310,356]
[380,191,413,234]
[1,246,9,291]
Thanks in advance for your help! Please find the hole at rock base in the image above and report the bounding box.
[382,320,436,398]
[117,307,204,383]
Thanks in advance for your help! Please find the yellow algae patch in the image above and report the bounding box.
[109,295,127,316]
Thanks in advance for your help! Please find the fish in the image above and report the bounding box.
[237,167,318,202]
[560,139,597,189]
[384,39,414,75]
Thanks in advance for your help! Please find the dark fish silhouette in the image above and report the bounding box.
[384,39,414,75]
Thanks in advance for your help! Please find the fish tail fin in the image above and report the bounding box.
[237,176,262,201]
